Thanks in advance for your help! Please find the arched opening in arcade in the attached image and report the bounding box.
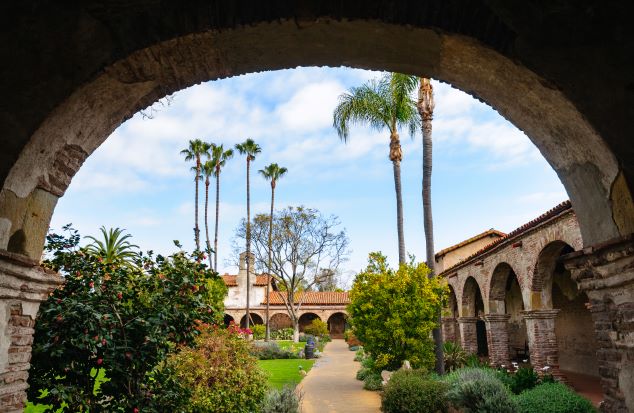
[298,313,321,333]
[327,312,348,339]
[442,285,461,345]
[532,241,601,398]
[489,262,527,364]
[269,313,293,332]
[240,313,264,329]
[461,276,488,358]
[223,314,235,327]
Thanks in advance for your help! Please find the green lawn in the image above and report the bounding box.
[276,339,327,353]
[258,359,315,389]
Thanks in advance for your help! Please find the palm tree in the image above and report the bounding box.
[85,227,139,266]
[259,163,288,341]
[417,77,444,374]
[333,72,418,264]
[180,139,211,251]
[210,144,234,271]
[201,159,215,269]
[235,138,262,328]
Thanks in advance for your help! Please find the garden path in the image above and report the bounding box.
[298,339,381,413]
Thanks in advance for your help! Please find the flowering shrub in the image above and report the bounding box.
[271,328,294,340]
[28,226,227,411]
[166,325,268,412]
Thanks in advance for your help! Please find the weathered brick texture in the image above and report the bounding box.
[485,314,511,367]
[458,317,478,355]
[0,251,63,412]
[565,235,634,413]
[441,317,459,343]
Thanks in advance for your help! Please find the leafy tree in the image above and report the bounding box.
[333,73,419,264]
[84,226,139,266]
[210,143,234,271]
[348,252,447,371]
[235,138,262,328]
[233,206,349,341]
[417,77,444,374]
[181,139,211,250]
[29,225,227,411]
[259,162,288,340]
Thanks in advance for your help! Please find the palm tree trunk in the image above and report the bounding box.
[214,169,221,272]
[265,181,275,341]
[194,158,201,251]
[204,178,212,269]
[423,116,445,375]
[389,132,406,264]
[245,157,251,329]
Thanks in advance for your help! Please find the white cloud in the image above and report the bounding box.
[276,81,344,132]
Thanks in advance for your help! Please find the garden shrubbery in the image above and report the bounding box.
[29,226,227,411]
[165,325,268,413]
[260,386,302,413]
[252,324,266,340]
[381,369,448,413]
[515,382,596,413]
[251,341,297,360]
[304,319,329,339]
[271,328,295,340]
[444,367,517,413]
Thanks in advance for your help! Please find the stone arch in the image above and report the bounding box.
[447,285,459,319]
[269,312,292,331]
[530,241,576,310]
[240,313,264,329]
[298,312,321,333]
[488,262,525,314]
[327,312,348,338]
[462,276,485,318]
[2,7,633,260]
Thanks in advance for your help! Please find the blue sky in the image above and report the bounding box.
[50,67,567,286]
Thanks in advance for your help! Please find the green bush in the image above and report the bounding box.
[356,367,372,381]
[363,372,384,391]
[252,324,266,340]
[251,341,297,360]
[299,334,314,342]
[304,319,329,338]
[381,370,448,413]
[348,253,447,370]
[354,348,365,362]
[509,367,539,394]
[271,328,294,340]
[443,341,467,372]
[465,354,488,368]
[260,386,301,413]
[167,325,268,412]
[515,382,596,413]
[444,368,517,413]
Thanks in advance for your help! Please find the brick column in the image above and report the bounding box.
[441,317,459,343]
[458,317,478,354]
[564,235,634,413]
[485,313,511,367]
[522,309,563,379]
[0,251,62,412]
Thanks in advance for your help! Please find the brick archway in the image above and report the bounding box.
[269,312,292,331]
[326,312,347,338]
[530,241,575,310]
[298,312,321,333]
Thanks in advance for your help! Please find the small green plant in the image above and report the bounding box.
[443,341,467,372]
[363,372,383,391]
[252,324,266,340]
[444,367,517,413]
[464,354,488,368]
[304,319,329,338]
[515,382,596,413]
[509,367,539,394]
[260,386,302,413]
[271,328,294,340]
[356,367,371,381]
[354,347,365,362]
[381,370,448,413]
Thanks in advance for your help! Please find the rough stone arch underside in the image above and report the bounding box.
[1,2,634,411]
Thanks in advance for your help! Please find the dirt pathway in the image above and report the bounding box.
[298,339,381,413]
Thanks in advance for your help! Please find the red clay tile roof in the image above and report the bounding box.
[439,200,573,276]
[263,291,350,306]
[435,229,506,258]
[221,274,271,287]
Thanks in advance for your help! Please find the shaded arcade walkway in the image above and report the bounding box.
[299,339,381,413]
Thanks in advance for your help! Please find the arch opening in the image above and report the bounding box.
[298,313,321,333]
[223,314,235,327]
[327,312,348,339]
[240,313,264,329]
[490,263,527,361]
[269,313,293,332]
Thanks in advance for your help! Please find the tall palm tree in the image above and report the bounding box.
[210,143,234,272]
[259,163,288,341]
[235,138,262,328]
[85,227,139,267]
[180,139,211,251]
[333,72,418,264]
[417,77,444,374]
[201,159,215,269]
